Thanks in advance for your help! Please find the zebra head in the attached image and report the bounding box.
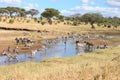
[2,50,7,55]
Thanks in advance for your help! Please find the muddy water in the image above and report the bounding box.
[0,38,84,66]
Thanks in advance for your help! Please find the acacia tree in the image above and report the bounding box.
[28,9,39,18]
[41,8,60,24]
[81,13,103,29]
[6,7,18,17]
[103,17,120,29]
[111,17,120,29]
[57,15,64,22]
[0,8,9,16]
[0,8,9,21]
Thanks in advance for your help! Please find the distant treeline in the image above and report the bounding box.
[0,7,120,28]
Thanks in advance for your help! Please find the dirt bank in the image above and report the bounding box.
[0,29,56,55]
[0,37,57,55]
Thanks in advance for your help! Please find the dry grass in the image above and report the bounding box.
[0,19,120,32]
[0,18,120,80]
[0,46,120,80]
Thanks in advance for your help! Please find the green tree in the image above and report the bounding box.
[41,8,60,24]
[28,9,39,17]
[111,17,120,28]
[6,7,17,17]
[57,15,64,22]
[13,7,26,17]
[0,8,9,16]
[81,13,103,29]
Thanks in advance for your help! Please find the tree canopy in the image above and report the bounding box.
[41,8,60,24]
[28,9,39,17]
[81,13,103,28]
[0,6,120,29]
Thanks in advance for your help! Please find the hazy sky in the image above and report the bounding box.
[0,0,120,17]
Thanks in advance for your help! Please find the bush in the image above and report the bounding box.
[64,23,66,25]
[41,22,46,25]
[57,21,60,23]
[34,18,38,22]
[3,19,6,22]
[10,16,14,18]
[104,24,106,27]
[107,25,111,28]
[72,21,78,26]
[37,21,40,23]
[67,22,70,25]
[26,20,30,23]
[9,19,14,24]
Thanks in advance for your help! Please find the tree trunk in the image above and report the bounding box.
[91,23,95,29]
[48,18,52,25]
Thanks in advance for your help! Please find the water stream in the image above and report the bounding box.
[0,38,84,66]
[0,35,119,66]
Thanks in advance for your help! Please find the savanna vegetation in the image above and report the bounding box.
[0,6,120,29]
[0,6,120,80]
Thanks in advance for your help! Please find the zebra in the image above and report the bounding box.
[30,50,38,57]
[28,50,38,59]
[2,47,19,62]
[78,43,86,47]
[75,40,79,49]
[24,42,33,47]
[84,41,94,51]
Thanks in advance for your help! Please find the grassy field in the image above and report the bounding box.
[0,46,120,80]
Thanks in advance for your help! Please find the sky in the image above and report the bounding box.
[0,0,120,17]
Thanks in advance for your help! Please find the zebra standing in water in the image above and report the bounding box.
[2,46,19,62]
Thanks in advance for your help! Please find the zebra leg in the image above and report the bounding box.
[4,58,8,63]
[7,57,11,62]
[15,57,19,62]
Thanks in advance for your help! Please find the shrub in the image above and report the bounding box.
[3,19,6,22]
[26,20,30,23]
[41,22,46,25]
[57,21,60,23]
[107,25,111,28]
[34,18,38,22]
[64,22,66,25]
[67,22,70,25]
[9,19,14,24]
[38,21,40,23]
[104,24,106,27]
[72,21,78,26]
